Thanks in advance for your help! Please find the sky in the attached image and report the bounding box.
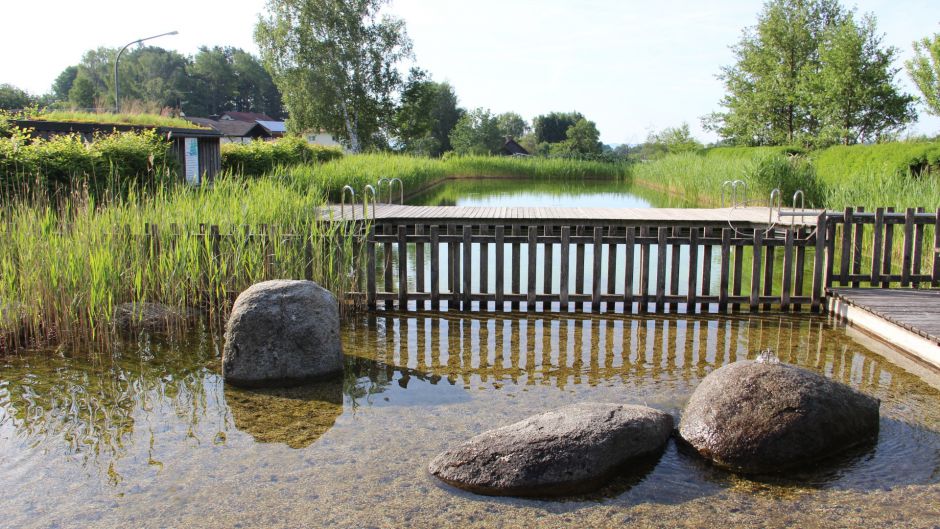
[2,0,938,145]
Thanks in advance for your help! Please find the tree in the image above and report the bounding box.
[647,123,704,154]
[50,66,78,102]
[906,33,940,117]
[813,15,914,144]
[704,0,912,146]
[496,112,528,139]
[0,84,34,110]
[256,0,413,152]
[449,108,503,155]
[395,69,463,156]
[187,46,283,117]
[533,111,583,144]
[68,74,96,108]
[550,118,602,156]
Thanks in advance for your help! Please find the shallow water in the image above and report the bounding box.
[1,313,939,528]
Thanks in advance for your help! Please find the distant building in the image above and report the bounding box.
[304,130,348,152]
[219,111,274,123]
[500,137,530,156]
[185,117,272,144]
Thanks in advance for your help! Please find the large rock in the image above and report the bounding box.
[678,353,880,474]
[223,280,342,388]
[428,403,673,497]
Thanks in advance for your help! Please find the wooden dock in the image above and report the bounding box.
[829,288,940,370]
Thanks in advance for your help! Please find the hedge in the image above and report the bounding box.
[812,141,940,184]
[221,136,343,175]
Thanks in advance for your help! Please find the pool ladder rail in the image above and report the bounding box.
[339,179,404,221]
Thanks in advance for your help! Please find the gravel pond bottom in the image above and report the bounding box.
[1,312,939,528]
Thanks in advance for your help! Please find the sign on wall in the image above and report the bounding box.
[184,138,200,185]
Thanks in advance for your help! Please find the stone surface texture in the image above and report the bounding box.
[428,402,673,497]
[223,280,342,387]
[678,358,880,473]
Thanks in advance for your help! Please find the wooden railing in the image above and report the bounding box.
[364,208,940,314]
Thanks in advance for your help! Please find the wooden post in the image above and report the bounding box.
[750,229,763,311]
[430,226,440,310]
[719,228,731,312]
[511,224,521,310]
[479,225,489,301]
[871,208,884,286]
[624,226,635,313]
[384,224,394,310]
[448,224,460,308]
[839,207,853,286]
[639,226,650,313]
[669,226,681,310]
[794,229,806,312]
[701,227,713,312]
[575,226,586,308]
[463,226,472,310]
[762,231,775,310]
[656,227,667,312]
[851,206,865,288]
[592,227,603,311]
[398,225,408,310]
[781,228,794,311]
[811,212,827,313]
[901,208,915,287]
[913,206,925,287]
[687,227,699,311]
[543,226,553,299]
[495,226,505,310]
[367,225,377,309]
[415,225,425,294]
[732,237,744,312]
[528,226,538,308]
[607,226,618,297]
[934,207,940,287]
[881,207,895,288]
[560,226,570,310]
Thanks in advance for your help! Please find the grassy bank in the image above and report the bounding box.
[0,176,359,353]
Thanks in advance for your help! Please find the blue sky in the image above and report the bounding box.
[2,0,938,144]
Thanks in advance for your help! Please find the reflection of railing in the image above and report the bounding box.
[363,207,940,314]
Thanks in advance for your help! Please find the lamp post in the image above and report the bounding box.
[113,30,178,113]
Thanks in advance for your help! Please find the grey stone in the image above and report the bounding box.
[113,302,189,335]
[428,403,673,497]
[678,355,880,474]
[223,280,342,388]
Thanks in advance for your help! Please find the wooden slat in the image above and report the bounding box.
[871,208,884,286]
[430,226,440,310]
[528,226,538,308]
[448,224,459,307]
[512,224,521,310]
[701,227,713,311]
[415,225,425,296]
[656,227,667,312]
[367,226,377,308]
[794,228,806,312]
[543,226,553,298]
[851,206,865,288]
[781,228,794,311]
[839,207,853,286]
[719,228,731,312]
[575,226,586,303]
[479,225,489,302]
[624,226,635,312]
[463,226,472,310]
[750,229,763,311]
[560,226,570,309]
[912,206,925,288]
[934,207,940,287]
[398,225,408,309]
[762,231,775,310]
[901,208,915,287]
[732,240,744,311]
[592,227,603,311]
[495,226,505,310]
[669,226,681,310]
[687,227,699,311]
[881,207,895,288]
[384,224,393,310]
[606,225,618,297]
[639,226,650,313]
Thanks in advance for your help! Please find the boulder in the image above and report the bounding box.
[223,280,342,388]
[428,403,673,497]
[678,353,880,474]
[113,302,189,335]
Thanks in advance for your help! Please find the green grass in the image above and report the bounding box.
[24,110,209,130]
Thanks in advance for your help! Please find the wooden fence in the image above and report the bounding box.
[364,207,940,314]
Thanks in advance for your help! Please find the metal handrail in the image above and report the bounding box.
[341,185,356,221]
[791,190,805,226]
[390,178,404,205]
[732,180,748,206]
[363,184,377,220]
[769,188,781,224]
[720,181,733,208]
[376,178,390,204]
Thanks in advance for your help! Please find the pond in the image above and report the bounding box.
[1,313,939,528]
[2,178,939,528]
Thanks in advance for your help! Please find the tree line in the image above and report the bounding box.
[1,46,283,118]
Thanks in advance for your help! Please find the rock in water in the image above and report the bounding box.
[428,403,673,497]
[678,359,880,474]
[223,280,342,388]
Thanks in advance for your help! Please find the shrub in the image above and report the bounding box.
[812,141,940,184]
[221,136,343,175]
[745,154,826,207]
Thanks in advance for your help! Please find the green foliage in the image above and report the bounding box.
[812,141,940,183]
[394,69,463,156]
[0,129,177,195]
[906,33,940,117]
[646,123,704,156]
[548,118,603,156]
[533,111,584,144]
[256,0,412,153]
[496,112,529,139]
[187,46,283,118]
[221,136,343,175]
[28,109,207,129]
[0,84,35,111]
[449,108,503,155]
[706,0,913,147]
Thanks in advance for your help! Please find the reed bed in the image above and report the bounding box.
[0,175,361,354]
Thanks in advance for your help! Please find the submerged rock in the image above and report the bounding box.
[678,354,880,474]
[223,280,342,388]
[225,378,343,449]
[113,302,190,335]
[428,403,673,497]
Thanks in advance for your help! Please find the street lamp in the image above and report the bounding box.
[113,30,178,113]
